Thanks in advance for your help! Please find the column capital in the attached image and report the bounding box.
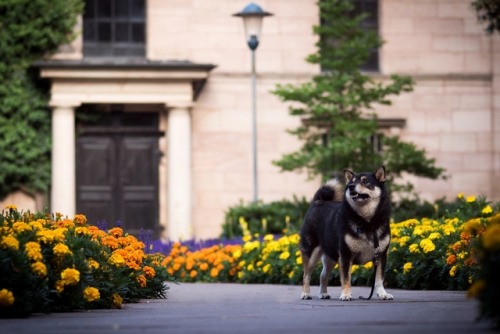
[49,101,81,109]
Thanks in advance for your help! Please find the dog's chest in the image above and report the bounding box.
[344,232,390,264]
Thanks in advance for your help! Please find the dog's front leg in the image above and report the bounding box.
[375,253,393,300]
[338,257,352,301]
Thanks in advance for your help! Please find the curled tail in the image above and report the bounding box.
[312,178,344,202]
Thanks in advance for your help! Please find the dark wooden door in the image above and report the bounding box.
[76,112,161,239]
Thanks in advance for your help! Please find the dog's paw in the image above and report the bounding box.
[339,294,352,301]
[378,292,394,300]
[319,293,330,299]
[301,293,312,300]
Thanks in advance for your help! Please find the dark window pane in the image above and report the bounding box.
[115,0,129,18]
[132,23,144,43]
[83,20,96,41]
[97,0,112,18]
[84,0,95,18]
[115,22,129,42]
[98,22,112,42]
[131,0,145,18]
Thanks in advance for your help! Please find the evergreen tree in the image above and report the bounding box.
[271,0,445,197]
[0,0,84,199]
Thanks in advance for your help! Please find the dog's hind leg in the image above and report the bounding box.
[301,246,322,300]
[319,255,335,299]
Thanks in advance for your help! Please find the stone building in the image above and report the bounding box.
[2,0,499,241]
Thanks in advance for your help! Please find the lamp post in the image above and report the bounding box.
[233,3,273,203]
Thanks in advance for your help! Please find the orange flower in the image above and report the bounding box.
[190,270,198,279]
[446,254,456,265]
[108,227,124,238]
[137,275,147,288]
[210,268,219,278]
[143,266,156,278]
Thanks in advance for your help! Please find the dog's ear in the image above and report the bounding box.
[374,166,386,182]
[343,169,355,184]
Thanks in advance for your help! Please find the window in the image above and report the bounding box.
[352,0,379,72]
[320,0,379,72]
[83,0,146,58]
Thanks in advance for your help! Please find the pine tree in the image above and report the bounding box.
[271,0,445,197]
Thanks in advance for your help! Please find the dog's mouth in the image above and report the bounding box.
[349,190,370,201]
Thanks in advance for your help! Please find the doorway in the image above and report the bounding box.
[76,109,162,239]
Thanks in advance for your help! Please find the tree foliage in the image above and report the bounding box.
[271,0,446,197]
[471,0,500,34]
[0,0,84,199]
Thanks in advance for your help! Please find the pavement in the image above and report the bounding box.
[0,283,497,334]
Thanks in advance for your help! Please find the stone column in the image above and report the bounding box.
[50,105,77,217]
[167,104,192,241]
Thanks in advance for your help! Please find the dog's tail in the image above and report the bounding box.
[312,178,344,202]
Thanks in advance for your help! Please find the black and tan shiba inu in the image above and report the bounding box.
[299,166,393,301]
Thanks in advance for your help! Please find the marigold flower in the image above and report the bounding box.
[364,261,373,270]
[481,205,493,215]
[409,243,420,253]
[143,266,156,279]
[1,235,19,251]
[55,280,65,293]
[25,242,43,261]
[210,268,219,278]
[5,204,17,210]
[466,195,476,203]
[296,256,303,265]
[0,289,15,306]
[263,264,271,274]
[53,243,72,257]
[12,221,32,234]
[263,234,274,242]
[31,261,47,277]
[109,253,125,266]
[83,287,100,302]
[446,254,456,265]
[420,239,436,253]
[449,265,458,277]
[279,251,290,260]
[137,275,147,288]
[199,263,208,271]
[189,270,198,279]
[73,214,87,225]
[482,224,500,251]
[61,268,80,286]
[88,259,100,270]
[457,192,464,199]
[403,262,413,274]
[112,294,123,308]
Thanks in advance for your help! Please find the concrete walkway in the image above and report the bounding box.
[0,283,496,334]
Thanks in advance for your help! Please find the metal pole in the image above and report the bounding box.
[251,48,258,203]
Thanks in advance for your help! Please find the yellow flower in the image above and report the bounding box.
[449,265,458,277]
[263,264,271,274]
[12,221,32,234]
[296,256,303,265]
[364,261,373,270]
[112,294,123,308]
[420,239,436,253]
[88,259,100,270]
[351,265,359,273]
[482,205,493,215]
[403,262,413,274]
[83,287,100,302]
[109,253,125,266]
[247,264,254,271]
[466,195,476,203]
[5,204,17,210]
[0,289,15,306]
[53,243,72,257]
[25,242,43,261]
[31,261,47,277]
[1,235,19,251]
[233,249,242,259]
[457,192,464,199]
[61,268,80,286]
[428,232,441,240]
[55,280,65,293]
[409,243,420,253]
[279,251,290,260]
[74,226,90,235]
[398,236,410,247]
[263,234,274,242]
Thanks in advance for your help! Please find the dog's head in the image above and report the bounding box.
[343,166,386,220]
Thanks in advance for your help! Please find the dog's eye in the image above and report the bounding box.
[362,179,369,185]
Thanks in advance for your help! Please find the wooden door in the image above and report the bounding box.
[76,112,161,239]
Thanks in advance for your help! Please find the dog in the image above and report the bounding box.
[299,166,393,301]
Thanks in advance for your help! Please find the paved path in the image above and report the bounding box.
[0,283,496,334]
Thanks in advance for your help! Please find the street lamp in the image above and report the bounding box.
[233,3,273,203]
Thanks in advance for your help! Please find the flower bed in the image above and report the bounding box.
[0,206,173,317]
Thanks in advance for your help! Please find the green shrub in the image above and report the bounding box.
[220,197,310,239]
